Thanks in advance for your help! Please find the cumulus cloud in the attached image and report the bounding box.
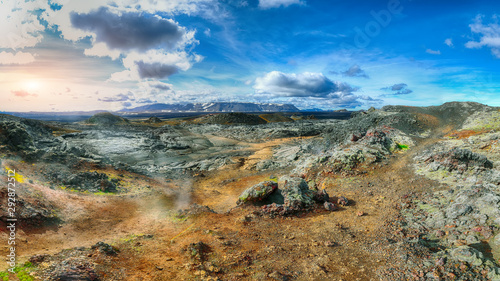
[41,2,204,81]
[0,0,47,49]
[444,38,453,47]
[98,81,173,105]
[83,42,123,60]
[381,83,413,96]
[252,71,370,108]
[341,65,369,78]
[254,71,355,98]
[258,0,304,9]
[426,49,441,55]
[42,0,222,41]
[0,51,36,65]
[465,15,500,58]
[70,7,187,52]
[114,81,175,106]
[135,61,180,79]
[148,81,173,90]
[108,50,202,81]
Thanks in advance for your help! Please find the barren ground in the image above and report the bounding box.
[1,132,444,280]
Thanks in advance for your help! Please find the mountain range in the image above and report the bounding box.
[119,102,299,113]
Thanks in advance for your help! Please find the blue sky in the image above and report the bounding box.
[1,0,499,111]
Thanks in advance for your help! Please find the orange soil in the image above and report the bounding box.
[0,136,441,280]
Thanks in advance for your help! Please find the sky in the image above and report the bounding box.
[1,0,500,112]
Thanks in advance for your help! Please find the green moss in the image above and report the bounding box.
[0,272,9,281]
[417,202,439,213]
[58,186,80,192]
[430,169,451,179]
[238,193,249,202]
[170,213,189,223]
[268,177,278,183]
[93,191,112,196]
[463,111,500,131]
[396,143,409,150]
[7,262,35,281]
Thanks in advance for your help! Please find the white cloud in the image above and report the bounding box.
[0,51,36,65]
[425,49,441,55]
[258,0,304,9]
[341,65,369,78]
[41,0,222,41]
[444,38,453,47]
[0,0,47,49]
[84,42,122,60]
[254,71,354,98]
[465,15,500,58]
[40,2,205,81]
[380,83,413,96]
[107,50,203,81]
[252,71,369,108]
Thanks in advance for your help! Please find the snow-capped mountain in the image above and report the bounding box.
[119,102,299,113]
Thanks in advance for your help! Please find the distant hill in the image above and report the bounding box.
[259,113,294,123]
[193,113,268,125]
[85,112,130,125]
[119,102,299,113]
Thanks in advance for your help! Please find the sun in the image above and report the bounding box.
[24,80,42,91]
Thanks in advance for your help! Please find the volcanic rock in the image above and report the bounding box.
[279,176,315,209]
[237,181,278,205]
[85,112,129,126]
[145,116,162,124]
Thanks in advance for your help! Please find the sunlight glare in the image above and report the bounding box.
[25,80,42,91]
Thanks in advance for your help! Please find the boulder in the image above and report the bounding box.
[324,202,338,211]
[279,176,315,209]
[237,181,278,205]
[91,242,118,256]
[450,246,484,266]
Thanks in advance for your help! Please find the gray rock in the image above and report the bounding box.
[446,203,473,219]
[279,176,315,209]
[494,234,500,246]
[236,181,278,205]
[489,269,500,281]
[466,235,480,244]
[450,246,484,266]
[324,202,338,211]
[425,148,493,174]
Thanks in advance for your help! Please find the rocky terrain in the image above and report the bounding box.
[1,103,500,280]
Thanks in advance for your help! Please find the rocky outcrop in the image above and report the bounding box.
[62,171,119,193]
[425,148,493,174]
[0,114,61,159]
[0,188,60,227]
[195,113,267,125]
[145,116,162,124]
[85,112,129,126]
